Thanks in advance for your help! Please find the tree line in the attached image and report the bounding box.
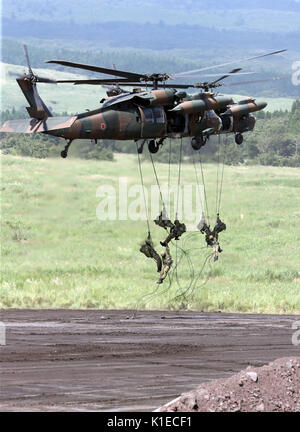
[1,101,299,167]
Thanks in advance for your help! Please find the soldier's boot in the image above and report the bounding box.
[157,264,171,284]
[160,233,174,247]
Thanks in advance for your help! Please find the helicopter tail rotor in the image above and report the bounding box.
[12,44,54,120]
[9,44,57,84]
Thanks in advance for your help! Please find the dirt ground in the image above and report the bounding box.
[157,357,300,412]
[0,309,299,412]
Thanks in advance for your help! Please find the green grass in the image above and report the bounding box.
[1,152,300,313]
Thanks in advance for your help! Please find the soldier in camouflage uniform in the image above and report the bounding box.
[160,219,186,247]
[157,245,173,284]
[213,214,226,235]
[154,208,174,231]
[140,233,162,272]
[199,214,226,261]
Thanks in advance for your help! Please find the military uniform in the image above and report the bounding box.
[199,215,225,261]
[197,212,206,232]
[154,210,173,231]
[213,214,226,236]
[160,219,186,246]
[157,245,173,284]
[140,234,162,272]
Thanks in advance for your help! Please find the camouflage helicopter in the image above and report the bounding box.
[0,46,287,157]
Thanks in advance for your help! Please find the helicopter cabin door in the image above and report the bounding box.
[139,106,167,139]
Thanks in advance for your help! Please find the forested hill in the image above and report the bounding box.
[1,101,300,167]
[2,39,298,98]
[3,0,300,32]
[2,18,299,52]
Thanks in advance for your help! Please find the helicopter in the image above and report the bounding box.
[0,46,287,157]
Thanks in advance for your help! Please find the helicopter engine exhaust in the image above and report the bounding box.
[225,99,267,117]
[133,89,178,107]
[170,94,234,115]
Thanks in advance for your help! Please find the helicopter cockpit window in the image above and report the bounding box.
[143,107,165,124]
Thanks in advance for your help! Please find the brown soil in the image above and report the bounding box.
[158,357,300,412]
[0,309,299,411]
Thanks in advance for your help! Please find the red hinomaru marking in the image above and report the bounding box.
[100,122,106,130]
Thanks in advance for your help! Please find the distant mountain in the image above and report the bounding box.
[2,18,299,52]
[2,0,300,32]
[2,0,299,98]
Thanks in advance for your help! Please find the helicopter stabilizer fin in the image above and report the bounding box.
[16,77,53,121]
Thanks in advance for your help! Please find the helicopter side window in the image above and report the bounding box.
[143,108,155,123]
[143,107,165,124]
[152,106,165,124]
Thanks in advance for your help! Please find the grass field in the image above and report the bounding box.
[1,151,300,313]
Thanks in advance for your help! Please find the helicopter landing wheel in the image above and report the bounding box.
[191,135,207,150]
[60,139,73,158]
[148,139,159,154]
[235,133,243,145]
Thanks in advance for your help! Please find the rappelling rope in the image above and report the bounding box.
[136,142,150,235]
[175,138,183,219]
[171,251,213,304]
[215,134,221,216]
[191,150,205,222]
[174,138,184,278]
[198,149,210,226]
[168,138,172,192]
[217,134,228,214]
[149,152,167,212]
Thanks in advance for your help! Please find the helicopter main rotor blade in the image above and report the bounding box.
[172,71,256,79]
[104,82,192,89]
[174,49,287,77]
[56,78,190,87]
[56,78,140,85]
[126,75,288,90]
[221,75,289,87]
[46,60,146,81]
[210,68,246,84]
[35,77,57,84]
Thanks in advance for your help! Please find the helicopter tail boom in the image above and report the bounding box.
[0,115,77,134]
